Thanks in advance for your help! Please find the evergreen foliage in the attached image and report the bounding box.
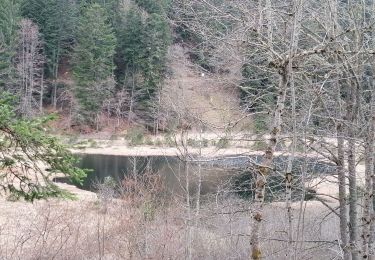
[0,93,86,201]
[141,13,171,96]
[21,0,78,78]
[134,0,170,14]
[117,6,144,74]
[0,0,20,89]
[115,3,171,125]
[72,3,116,126]
[2,0,172,131]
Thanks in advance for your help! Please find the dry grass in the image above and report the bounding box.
[0,187,342,260]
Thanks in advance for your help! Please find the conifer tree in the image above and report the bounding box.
[141,13,171,97]
[21,0,78,108]
[0,94,86,201]
[116,6,145,82]
[134,0,169,14]
[21,0,78,78]
[0,0,20,89]
[115,2,171,126]
[72,3,116,127]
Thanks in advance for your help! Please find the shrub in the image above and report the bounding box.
[154,138,163,146]
[202,138,209,147]
[145,136,154,145]
[126,127,145,146]
[187,138,199,147]
[163,134,175,147]
[216,137,229,148]
[109,134,119,140]
[253,115,268,134]
[87,139,98,148]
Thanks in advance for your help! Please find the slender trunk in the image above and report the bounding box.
[128,72,136,124]
[366,82,375,258]
[185,159,192,260]
[195,128,202,227]
[346,59,360,260]
[285,69,296,259]
[362,139,373,258]
[348,136,358,260]
[257,0,264,33]
[52,80,57,109]
[337,123,350,260]
[250,0,303,258]
[251,70,288,260]
[52,49,59,109]
[39,69,43,113]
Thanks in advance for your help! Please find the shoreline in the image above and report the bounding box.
[70,145,253,157]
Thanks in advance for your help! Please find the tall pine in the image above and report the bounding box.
[72,3,116,127]
[21,0,78,78]
[0,0,20,90]
[142,13,171,97]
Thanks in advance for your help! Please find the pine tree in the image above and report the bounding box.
[0,0,20,90]
[114,3,171,126]
[134,0,169,14]
[72,3,116,127]
[115,6,144,81]
[21,0,78,78]
[0,94,86,201]
[21,0,78,109]
[141,13,171,97]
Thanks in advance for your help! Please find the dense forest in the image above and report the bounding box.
[1,0,171,131]
[2,0,375,259]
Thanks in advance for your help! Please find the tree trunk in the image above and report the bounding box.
[362,140,373,258]
[39,69,44,113]
[251,69,288,260]
[285,60,297,260]
[128,72,136,124]
[348,136,358,259]
[365,81,375,258]
[337,123,350,260]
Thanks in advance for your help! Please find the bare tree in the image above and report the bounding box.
[16,19,44,117]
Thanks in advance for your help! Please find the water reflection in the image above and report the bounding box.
[69,154,336,201]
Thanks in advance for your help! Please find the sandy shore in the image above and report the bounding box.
[71,145,253,157]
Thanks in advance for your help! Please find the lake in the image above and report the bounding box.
[67,153,336,201]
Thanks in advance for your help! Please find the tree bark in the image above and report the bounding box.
[251,69,288,260]
[337,123,350,260]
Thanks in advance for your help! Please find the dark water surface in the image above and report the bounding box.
[77,154,240,195]
[67,153,336,200]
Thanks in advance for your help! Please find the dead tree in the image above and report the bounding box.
[16,19,44,117]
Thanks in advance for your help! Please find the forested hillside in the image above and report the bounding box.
[1,0,172,132]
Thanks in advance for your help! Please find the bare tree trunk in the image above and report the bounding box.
[39,69,44,113]
[285,68,296,260]
[363,81,375,258]
[251,69,288,260]
[185,159,192,260]
[250,1,303,258]
[337,123,350,260]
[345,60,360,260]
[51,48,60,109]
[195,127,203,227]
[52,80,57,109]
[343,74,360,260]
[348,136,358,259]
[128,72,136,124]
[17,19,44,117]
[362,139,374,258]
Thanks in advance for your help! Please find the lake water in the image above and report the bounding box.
[69,153,336,201]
